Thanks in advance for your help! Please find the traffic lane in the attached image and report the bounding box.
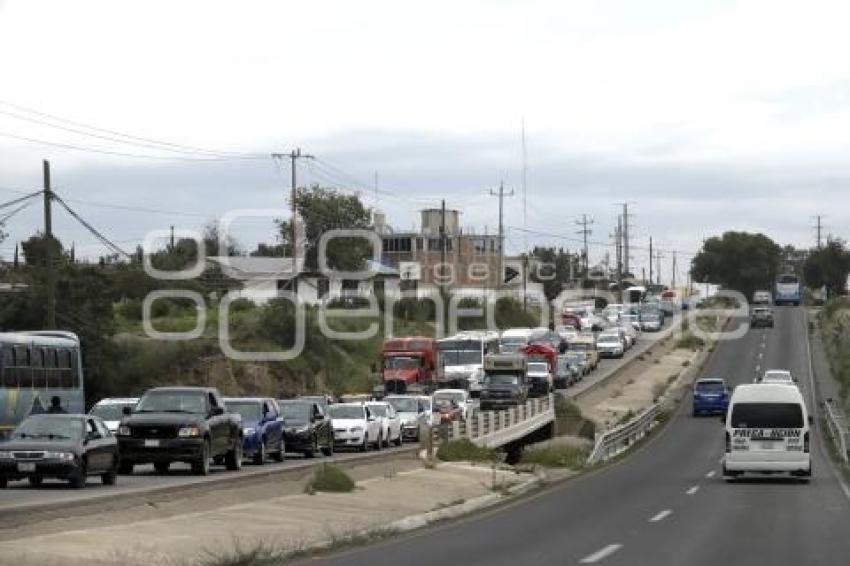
[560,320,676,396]
[312,320,763,566]
[0,443,414,509]
[602,307,850,566]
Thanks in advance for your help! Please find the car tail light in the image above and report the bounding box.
[725,432,731,453]
[804,432,810,453]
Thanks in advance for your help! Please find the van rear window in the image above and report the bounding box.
[731,403,803,428]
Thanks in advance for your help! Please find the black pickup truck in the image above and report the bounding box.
[117,386,243,475]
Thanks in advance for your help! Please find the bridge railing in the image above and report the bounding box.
[823,398,850,463]
[428,394,554,449]
[586,400,667,466]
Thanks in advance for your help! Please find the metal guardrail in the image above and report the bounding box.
[428,394,555,449]
[823,399,850,463]
[586,400,666,466]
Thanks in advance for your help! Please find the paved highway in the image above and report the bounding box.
[315,308,850,566]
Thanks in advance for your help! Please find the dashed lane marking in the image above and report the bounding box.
[580,544,623,564]
[686,485,699,495]
[649,509,672,522]
[705,471,716,478]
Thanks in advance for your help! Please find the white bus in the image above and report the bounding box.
[0,331,84,438]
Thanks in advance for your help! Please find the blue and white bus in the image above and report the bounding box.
[0,331,84,438]
[774,274,801,306]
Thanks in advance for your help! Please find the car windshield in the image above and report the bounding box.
[328,405,365,420]
[278,402,311,423]
[696,381,725,392]
[387,398,419,413]
[367,404,387,417]
[385,356,421,369]
[485,374,519,386]
[89,403,133,421]
[527,362,548,373]
[778,275,798,284]
[226,401,262,422]
[13,416,83,440]
[731,403,803,428]
[135,391,207,414]
[598,336,619,344]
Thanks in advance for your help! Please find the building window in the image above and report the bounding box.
[427,238,453,252]
[317,278,330,298]
[382,237,412,253]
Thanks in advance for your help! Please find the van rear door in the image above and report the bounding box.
[730,402,805,456]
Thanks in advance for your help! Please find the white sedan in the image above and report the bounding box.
[756,369,796,385]
[366,401,403,447]
[328,403,382,451]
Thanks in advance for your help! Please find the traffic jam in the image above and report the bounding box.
[0,288,672,489]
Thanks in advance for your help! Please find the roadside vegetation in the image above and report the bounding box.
[520,438,590,470]
[305,464,356,494]
[436,439,499,463]
[819,298,850,412]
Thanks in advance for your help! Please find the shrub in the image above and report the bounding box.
[229,298,256,313]
[306,464,356,493]
[676,333,705,350]
[115,298,143,321]
[521,443,589,469]
[436,439,498,463]
[554,395,582,419]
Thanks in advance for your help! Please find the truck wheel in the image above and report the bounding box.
[394,431,403,447]
[321,438,334,457]
[253,441,265,466]
[154,462,170,474]
[225,438,243,471]
[101,469,118,486]
[118,460,134,475]
[0,477,6,489]
[192,439,211,476]
[28,476,43,487]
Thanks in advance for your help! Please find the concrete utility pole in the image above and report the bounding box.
[815,215,824,249]
[272,149,314,288]
[656,250,663,287]
[43,160,56,329]
[575,214,594,275]
[615,216,623,287]
[489,182,514,288]
[622,203,631,277]
[439,200,448,334]
[649,236,653,286]
[672,251,677,288]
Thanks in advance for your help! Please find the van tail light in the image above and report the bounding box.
[804,432,810,453]
[725,432,731,453]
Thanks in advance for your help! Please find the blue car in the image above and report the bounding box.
[224,397,285,465]
[692,378,730,416]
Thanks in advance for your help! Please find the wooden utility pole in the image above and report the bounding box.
[489,182,514,288]
[43,160,56,329]
[272,149,313,287]
[439,200,448,335]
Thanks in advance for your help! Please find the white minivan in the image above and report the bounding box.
[722,384,812,482]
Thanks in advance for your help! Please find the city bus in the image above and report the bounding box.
[774,273,801,306]
[0,331,84,438]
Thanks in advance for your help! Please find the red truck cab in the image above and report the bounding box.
[382,337,437,394]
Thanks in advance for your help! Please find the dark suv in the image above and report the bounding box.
[117,387,242,476]
[479,374,528,411]
[751,307,774,328]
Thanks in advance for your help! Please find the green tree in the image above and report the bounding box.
[804,239,850,297]
[277,185,373,271]
[690,231,783,299]
[530,246,578,301]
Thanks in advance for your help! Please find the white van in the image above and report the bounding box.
[722,384,812,481]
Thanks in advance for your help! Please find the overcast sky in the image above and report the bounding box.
[1,0,849,283]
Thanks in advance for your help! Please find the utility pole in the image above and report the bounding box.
[649,236,653,286]
[489,182,514,288]
[618,203,632,277]
[672,251,677,288]
[615,216,623,288]
[522,252,529,312]
[43,160,55,329]
[575,214,594,276]
[656,250,663,287]
[272,149,314,289]
[439,200,448,334]
[815,215,824,249]
[169,225,175,252]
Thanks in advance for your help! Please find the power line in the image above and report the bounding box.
[0,130,259,162]
[507,225,698,258]
[0,99,265,159]
[51,193,131,257]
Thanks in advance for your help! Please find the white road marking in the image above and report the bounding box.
[580,544,623,564]
[649,509,672,522]
[686,485,699,495]
[757,352,763,360]
[705,470,716,478]
[755,364,760,374]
